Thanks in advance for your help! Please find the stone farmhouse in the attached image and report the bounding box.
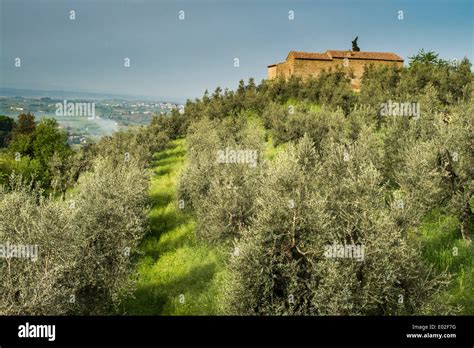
[268,50,404,90]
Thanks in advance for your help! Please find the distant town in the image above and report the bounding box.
[0,96,183,146]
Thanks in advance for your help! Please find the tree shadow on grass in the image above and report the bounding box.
[153,146,186,165]
[154,166,173,177]
[147,198,190,234]
[140,230,192,260]
[123,262,217,315]
[150,141,186,176]
[142,211,194,260]
[154,153,186,167]
[149,190,174,210]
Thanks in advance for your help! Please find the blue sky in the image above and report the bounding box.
[0,0,472,100]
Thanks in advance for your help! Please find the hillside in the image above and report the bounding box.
[1,52,473,316]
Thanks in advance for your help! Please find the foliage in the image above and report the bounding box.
[0,120,170,315]
[177,115,265,243]
[0,177,78,315]
[221,136,454,315]
[0,115,15,148]
[409,49,446,66]
[175,51,472,315]
[0,155,151,315]
[1,49,471,316]
[2,116,71,189]
[11,113,36,138]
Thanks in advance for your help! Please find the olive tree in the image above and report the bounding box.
[221,136,453,315]
[0,155,151,315]
[178,115,265,243]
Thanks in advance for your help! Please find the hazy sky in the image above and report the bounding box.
[1,0,472,100]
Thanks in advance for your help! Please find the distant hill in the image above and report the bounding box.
[0,87,185,104]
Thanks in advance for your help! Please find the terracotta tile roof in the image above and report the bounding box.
[280,50,403,62]
[268,49,404,67]
[288,51,332,61]
[326,50,404,62]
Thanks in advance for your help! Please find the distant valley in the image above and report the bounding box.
[0,92,183,145]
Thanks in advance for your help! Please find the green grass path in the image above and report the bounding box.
[123,139,226,315]
[419,210,474,314]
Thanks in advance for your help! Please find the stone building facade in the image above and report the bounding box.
[268,50,404,90]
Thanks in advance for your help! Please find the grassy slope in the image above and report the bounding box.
[124,117,472,315]
[419,210,474,314]
[123,139,226,315]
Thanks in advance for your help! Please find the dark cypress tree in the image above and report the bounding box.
[352,36,360,51]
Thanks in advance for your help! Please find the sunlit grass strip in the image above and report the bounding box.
[123,139,226,315]
[419,209,474,314]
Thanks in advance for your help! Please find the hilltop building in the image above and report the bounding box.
[268,50,404,90]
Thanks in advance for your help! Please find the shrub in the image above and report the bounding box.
[0,177,78,315]
[178,116,265,243]
[0,123,161,314]
[0,155,150,315]
[65,156,150,314]
[221,136,453,315]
